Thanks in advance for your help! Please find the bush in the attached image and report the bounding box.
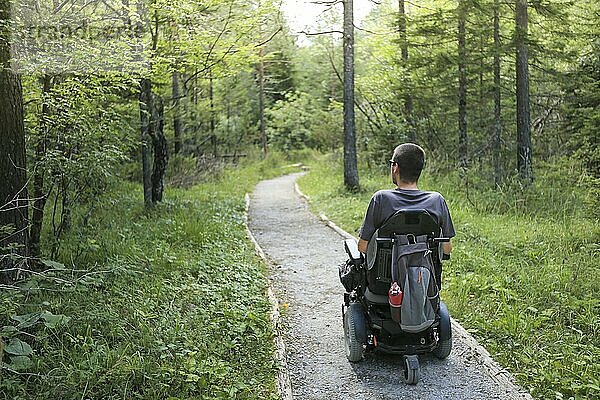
[266,92,342,153]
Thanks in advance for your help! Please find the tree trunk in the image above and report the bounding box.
[140,78,154,208]
[182,72,190,151]
[59,178,71,234]
[457,0,468,169]
[151,94,167,203]
[343,0,360,191]
[49,176,71,260]
[191,69,198,138]
[493,0,502,187]
[0,0,28,280]
[515,0,532,184]
[172,71,182,154]
[30,74,54,258]
[209,76,217,157]
[479,33,485,130]
[258,48,267,156]
[398,0,414,142]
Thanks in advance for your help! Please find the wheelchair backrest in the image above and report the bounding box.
[366,209,442,295]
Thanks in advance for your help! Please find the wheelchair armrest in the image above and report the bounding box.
[344,239,363,262]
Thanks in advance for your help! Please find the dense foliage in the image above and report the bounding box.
[561,40,600,215]
[0,156,296,399]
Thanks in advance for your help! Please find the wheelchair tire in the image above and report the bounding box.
[433,301,452,359]
[401,355,420,385]
[433,338,452,359]
[343,302,366,362]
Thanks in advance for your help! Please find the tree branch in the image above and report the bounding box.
[300,30,343,36]
[354,25,393,35]
[255,26,283,48]
[311,0,343,5]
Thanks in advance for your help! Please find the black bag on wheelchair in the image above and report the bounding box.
[339,238,365,293]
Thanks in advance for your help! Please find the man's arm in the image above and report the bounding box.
[357,194,380,254]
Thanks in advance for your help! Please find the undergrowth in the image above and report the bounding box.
[0,153,302,399]
[298,154,600,400]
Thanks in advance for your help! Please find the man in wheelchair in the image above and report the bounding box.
[341,143,455,384]
[357,143,454,256]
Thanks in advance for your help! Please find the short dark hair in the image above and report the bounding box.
[391,143,425,183]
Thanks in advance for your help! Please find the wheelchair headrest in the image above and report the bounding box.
[377,209,440,237]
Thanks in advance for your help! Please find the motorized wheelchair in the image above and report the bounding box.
[340,209,452,385]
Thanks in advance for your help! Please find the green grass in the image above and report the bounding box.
[0,153,301,400]
[298,154,600,400]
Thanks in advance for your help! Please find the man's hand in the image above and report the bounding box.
[442,241,452,255]
[358,238,369,254]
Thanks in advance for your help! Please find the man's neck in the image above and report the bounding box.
[396,181,419,190]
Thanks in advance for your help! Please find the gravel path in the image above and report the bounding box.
[248,173,531,400]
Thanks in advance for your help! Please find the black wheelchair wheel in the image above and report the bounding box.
[433,301,452,359]
[343,302,366,362]
[433,338,452,359]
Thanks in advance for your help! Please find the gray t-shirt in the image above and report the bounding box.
[358,188,456,242]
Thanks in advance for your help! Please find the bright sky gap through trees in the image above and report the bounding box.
[282,0,373,43]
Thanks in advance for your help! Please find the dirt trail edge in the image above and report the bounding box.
[248,173,533,400]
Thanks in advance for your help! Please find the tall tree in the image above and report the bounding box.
[0,0,28,278]
[259,48,267,155]
[343,0,359,190]
[140,78,154,208]
[492,0,502,187]
[172,70,183,154]
[457,0,468,169]
[140,3,167,207]
[151,93,167,202]
[515,0,532,183]
[398,0,414,142]
[29,75,54,258]
[209,76,217,156]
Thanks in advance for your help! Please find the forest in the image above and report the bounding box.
[0,0,598,399]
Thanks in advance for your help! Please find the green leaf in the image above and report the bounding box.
[4,338,33,356]
[40,311,71,328]
[185,373,200,383]
[11,313,42,329]
[9,355,33,370]
[41,260,66,269]
[0,325,19,338]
